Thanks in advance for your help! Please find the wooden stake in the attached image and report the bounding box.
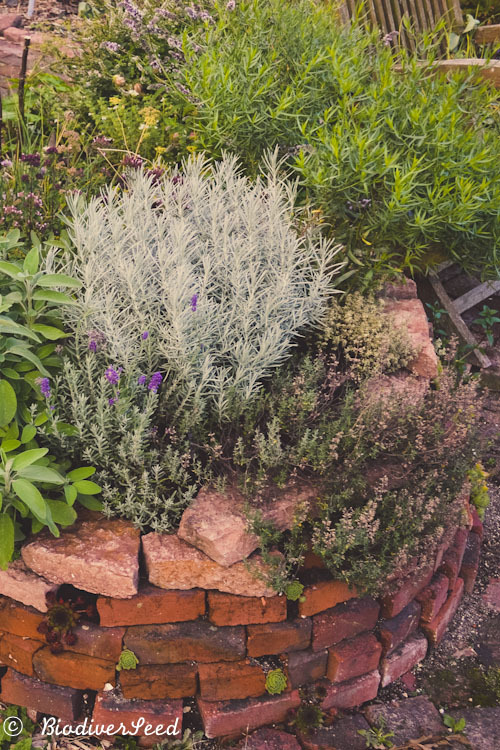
[18,36,31,136]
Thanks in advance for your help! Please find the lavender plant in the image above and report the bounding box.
[56,153,343,420]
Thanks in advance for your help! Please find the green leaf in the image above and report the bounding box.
[0,380,17,427]
[21,425,37,444]
[0,514,14,569]
[77,494,104,511]
[6,346,49,376]
[67,466,96,481]
[12,478,48,520]
[35,274,82,289]
[34,412,48,426]
[46,499,77,526]
[455,717,466,731]
[32,290,78,306]
[0,260,23,279]
[11,448,49,471]
[448,32,460,52]
[64,484,78,505]
[1,439,21,451]
[1,368,20,379]
[23,247,39,275]
[73,479,101,495]
[0,317,41,341]
[17,466,65,484]
[464,13,479,32]
[31,324,68,341]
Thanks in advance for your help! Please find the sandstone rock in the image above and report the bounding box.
[383,298,438,378]
[364,696,443,745]
[178,482,318,566]
[142,533,276,597]
[0,559,59,612]
[21,517,140,598]
[448,706,500,750]
[0,14,23,33]
[483,579,500,613]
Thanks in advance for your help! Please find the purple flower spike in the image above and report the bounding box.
[138,375,147,385]
[148,372,163,393]
[191,293,198,312]
[36,377,51,398]
[105,366,121,385]
[108,397,117,405]
[141,331,149,340]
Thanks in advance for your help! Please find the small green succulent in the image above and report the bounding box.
[285,580,305,602]
[117,648,139,671]
[265,668,287,695]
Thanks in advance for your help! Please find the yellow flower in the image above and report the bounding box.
[155,146,167,154]
[139,106,161,128]
[109,96,122,106]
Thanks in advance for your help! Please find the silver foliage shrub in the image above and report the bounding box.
[61,153,343,419]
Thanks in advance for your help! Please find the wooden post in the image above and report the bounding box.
[18,36,31,140]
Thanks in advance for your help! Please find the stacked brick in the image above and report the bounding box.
[0,503,481,739]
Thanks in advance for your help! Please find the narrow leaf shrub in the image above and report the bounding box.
[59,153,343,419]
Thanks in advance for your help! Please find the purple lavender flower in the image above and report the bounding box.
[105,366,122,385]
[141,331,149,340]
[148,372,162,393]
[109,397,117,405]
[138,374,147,385]
[101,41,121,53]
[36,377,51,398]
[226,0,236,9]
[88,329,106,352]
[191,293,198,312]
[20,153,41,167]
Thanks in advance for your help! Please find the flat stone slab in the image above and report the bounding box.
[237,727,301,750]
[300,714,371,750]
[0,559,59,612]
[477,614,500,668]
[178,482,319,566]
[483,578,500,612]
[21,517,140,598]
[364,696,443,745]
[142,533,276,597]
[450,707,500,750]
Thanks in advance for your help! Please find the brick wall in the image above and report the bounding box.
[0,508,480,739]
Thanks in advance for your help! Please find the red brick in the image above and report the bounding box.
[416,573,449,623]
[0,668,83,720]
[438,528,468,589]
[327,633,382,683]
[33,647,115,691]
[247,619,311,657]
[471,507,484,539]
[312,597,379,651]
[378,601,421,656]
[208,591,286,626]
[124,621,245,664]
[120,663,197,700]
[0,632,43,676]
[199,659,266,701]
[421,578,465,646]
[380,633,428,686]
[460,532,481,594]
[0,597,45,640]
[321,670,381,709]
[298,580,357,617]
[380,564,433,618]
[93,689,182,738]
[197,690,301,738]
[433,525,458,572]
[97,586,205,626]
[62,622,125,662]
[287,648,328,688]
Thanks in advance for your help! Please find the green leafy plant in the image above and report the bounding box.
[358,717,395,748]
[0,705,35,750]
[468,461,490,519]
[291,703,324,734]
[443,714,466,733]
[473,305,500,346]
[117,648,140,671]
[265,668,287,695]
[285,580,305,602]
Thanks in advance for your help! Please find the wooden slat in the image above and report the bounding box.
[475,24,500,44]
[435,57,500,87]
[428,273,492,368]
[453,280,500,314]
